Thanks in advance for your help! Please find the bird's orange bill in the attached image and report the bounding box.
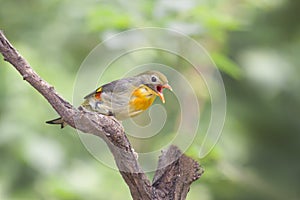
[157,84,172,104]
[163,83,172,91]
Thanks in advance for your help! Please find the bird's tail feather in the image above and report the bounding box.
[46,117,67,129]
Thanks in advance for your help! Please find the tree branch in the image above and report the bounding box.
[152,145,204,199]
[0,30,203,200]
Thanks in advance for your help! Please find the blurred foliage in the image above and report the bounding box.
[1,0,300,199]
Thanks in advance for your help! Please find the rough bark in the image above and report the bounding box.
[0,30,203,200]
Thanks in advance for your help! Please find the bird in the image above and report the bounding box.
[46,70,172,128]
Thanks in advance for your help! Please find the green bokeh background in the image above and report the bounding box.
[1,0,299,199]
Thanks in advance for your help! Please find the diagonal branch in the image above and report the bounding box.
[0,30,152,200]
[0,30,203,200]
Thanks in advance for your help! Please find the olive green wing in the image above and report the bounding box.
[83,77,140,100]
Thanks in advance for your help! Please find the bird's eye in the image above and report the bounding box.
[151,76,157,82]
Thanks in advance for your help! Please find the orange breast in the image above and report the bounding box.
[129,85,157,112]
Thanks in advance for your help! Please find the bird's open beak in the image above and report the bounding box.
[157,84,172,104]
[163,84,172,91]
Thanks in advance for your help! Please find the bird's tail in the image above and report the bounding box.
[46,117,67,129]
